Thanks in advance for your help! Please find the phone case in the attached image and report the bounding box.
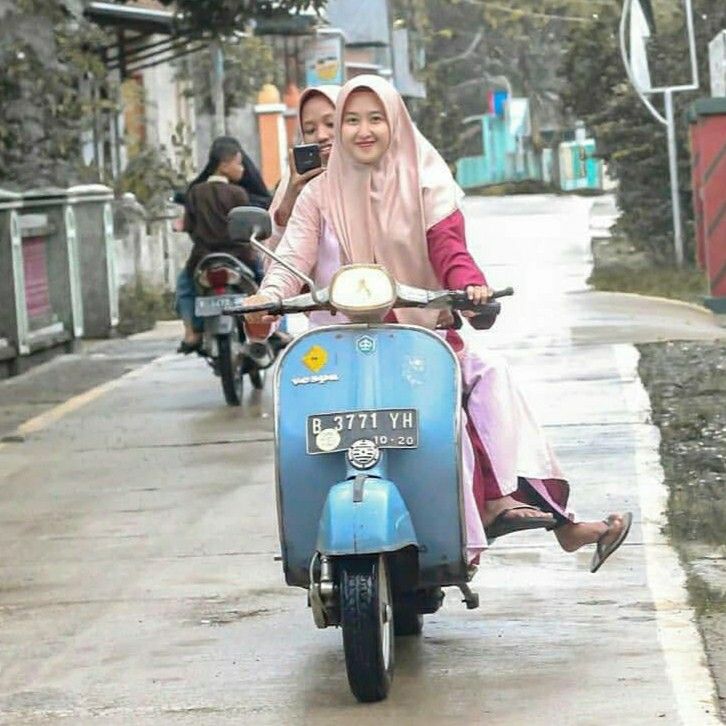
[293,144,322,174]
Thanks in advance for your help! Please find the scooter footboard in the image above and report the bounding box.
[316,478,418,555]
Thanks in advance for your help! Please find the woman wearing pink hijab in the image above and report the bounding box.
[246,75,632,572]
[267,85,341,252]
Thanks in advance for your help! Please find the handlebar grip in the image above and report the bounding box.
[235,301,282,316]
[490,286,514,299]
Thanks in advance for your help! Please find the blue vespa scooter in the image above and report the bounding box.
[227,207,512,702]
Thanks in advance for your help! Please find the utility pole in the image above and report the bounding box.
[210,38,226,137]
[663,89,685,265]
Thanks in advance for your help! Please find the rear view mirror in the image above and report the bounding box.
[228,206,272,243]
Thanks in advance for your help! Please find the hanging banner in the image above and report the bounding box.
[305,30,345,87]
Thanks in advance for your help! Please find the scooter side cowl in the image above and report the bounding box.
[316,477,418,555]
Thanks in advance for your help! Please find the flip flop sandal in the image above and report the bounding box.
[485,505,557,540]
[590,511,633,573]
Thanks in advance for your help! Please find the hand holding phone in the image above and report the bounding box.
[292,143,322,175]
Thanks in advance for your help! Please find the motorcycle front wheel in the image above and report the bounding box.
[217,334,242,406]
[248,366,265,390]
[339,555,394,703]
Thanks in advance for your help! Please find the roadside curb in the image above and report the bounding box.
[614,344,722,724]
[590,289,722,320]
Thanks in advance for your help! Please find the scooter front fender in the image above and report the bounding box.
[316,477,418,555]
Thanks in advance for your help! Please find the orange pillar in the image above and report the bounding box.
[283,83,302,149]
[255,84,288,190]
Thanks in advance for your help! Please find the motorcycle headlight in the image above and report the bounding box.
[329,265,396,318]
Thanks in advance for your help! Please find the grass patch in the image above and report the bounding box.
[118,277,176,335]
[589,264,708,305]
[686,571,726,617]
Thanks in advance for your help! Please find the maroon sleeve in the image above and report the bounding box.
[427,209,487,289]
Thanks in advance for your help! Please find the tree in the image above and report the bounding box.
[155,0,327,35]
[0,0,113,188]
[390,0,594,163]
[175,36,279,119]
[560,1,726,264]
[149,1,326,136]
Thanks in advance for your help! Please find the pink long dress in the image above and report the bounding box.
[262,208,572,559]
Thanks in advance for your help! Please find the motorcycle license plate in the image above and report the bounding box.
[195,294,247,316]
[306,408,419,454]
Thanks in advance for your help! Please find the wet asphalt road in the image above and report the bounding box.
[0,195,722,725]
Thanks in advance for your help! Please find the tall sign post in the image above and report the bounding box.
[619,0,699,266]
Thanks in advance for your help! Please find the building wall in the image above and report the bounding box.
[140,53,195,170]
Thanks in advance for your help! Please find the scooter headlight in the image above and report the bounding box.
[329,265,396,319]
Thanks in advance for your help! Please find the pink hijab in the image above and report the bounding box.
[319,74,464,328]
[268,84,341,240]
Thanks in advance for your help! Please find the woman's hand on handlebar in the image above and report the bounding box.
[462,284,492,318]
[243,293,279,330]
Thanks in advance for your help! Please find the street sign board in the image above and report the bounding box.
[305,30,345,87]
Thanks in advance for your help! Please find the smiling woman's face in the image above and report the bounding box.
[340,89,391,165]
[300,94,336,164]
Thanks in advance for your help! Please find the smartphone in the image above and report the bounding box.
[293,143,322,174]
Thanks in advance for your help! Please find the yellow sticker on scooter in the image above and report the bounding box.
[302,345,327,373]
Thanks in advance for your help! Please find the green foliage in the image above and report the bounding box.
[560,2,726,264]
[176,36,278,116]
[117,276,170,335]
[115,146,185,215]
[589,262,708,304]
[0,0,115,188]
[154,0,326,35]
[170,120,196,183]
[390,0,581,163]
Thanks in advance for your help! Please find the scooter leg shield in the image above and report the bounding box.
[316,478,418,556]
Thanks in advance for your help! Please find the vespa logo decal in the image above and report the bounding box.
[301,345,328,373]
[292,373,340,386]
[356,335,375,355]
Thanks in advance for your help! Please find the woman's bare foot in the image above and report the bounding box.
[554,513,628,553]
[481,494,556,528]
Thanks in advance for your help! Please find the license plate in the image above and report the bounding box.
[307,408,419,454]
[195,294,247,316]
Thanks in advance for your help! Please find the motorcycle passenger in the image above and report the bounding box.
[245,75,632,573]
[176,137,258,354]
[262,86,339,336]
[268,85,341,250]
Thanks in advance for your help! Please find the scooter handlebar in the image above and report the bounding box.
[444,287,513,330]
[232,286,514,325]
[234,300,284,315]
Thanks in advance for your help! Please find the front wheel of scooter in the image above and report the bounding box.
[393,607,423,636]
[340,554,394,703]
